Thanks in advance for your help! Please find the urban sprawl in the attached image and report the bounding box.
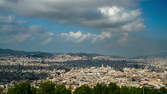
[0,54,167,90]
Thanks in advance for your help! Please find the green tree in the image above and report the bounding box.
[107,83,120,94]
[159,87,167,94]
[73,85,93,94]
[7,81,32,94]
[5,81,167,94]
[55,85,71,94]
[130,87,142,94]
[31,86,37,94]
[93,83,108,94]
[119,86,130,94]
[0,87,4,94]
[38,81,55,94]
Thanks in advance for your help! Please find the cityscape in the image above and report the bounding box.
[0,0,167,94]
[0,49,167,92]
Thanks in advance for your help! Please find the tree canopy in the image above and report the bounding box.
[4,81,167,94]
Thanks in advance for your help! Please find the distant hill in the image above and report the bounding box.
[152,51,167,58]
[130,51,167,59]
[2,48,159,59]
[0,48,53,58]
[0,48,103,58]
[0,48,26,56]
[67,52,101,57]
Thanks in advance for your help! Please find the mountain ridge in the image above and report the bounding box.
[0,48,167,58]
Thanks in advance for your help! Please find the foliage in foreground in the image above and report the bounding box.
[4,81,167,94]
[0,87,4,94]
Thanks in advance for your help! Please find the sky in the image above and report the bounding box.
[0,0,166,57]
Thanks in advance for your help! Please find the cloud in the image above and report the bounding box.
[0,15,166,57]
[0,15,112,45]
[0,15,25,25]
[0,16,46,43]
[58,31,112,43]
[0,0,144,32]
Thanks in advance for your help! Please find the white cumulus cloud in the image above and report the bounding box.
[58,31,112,43]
